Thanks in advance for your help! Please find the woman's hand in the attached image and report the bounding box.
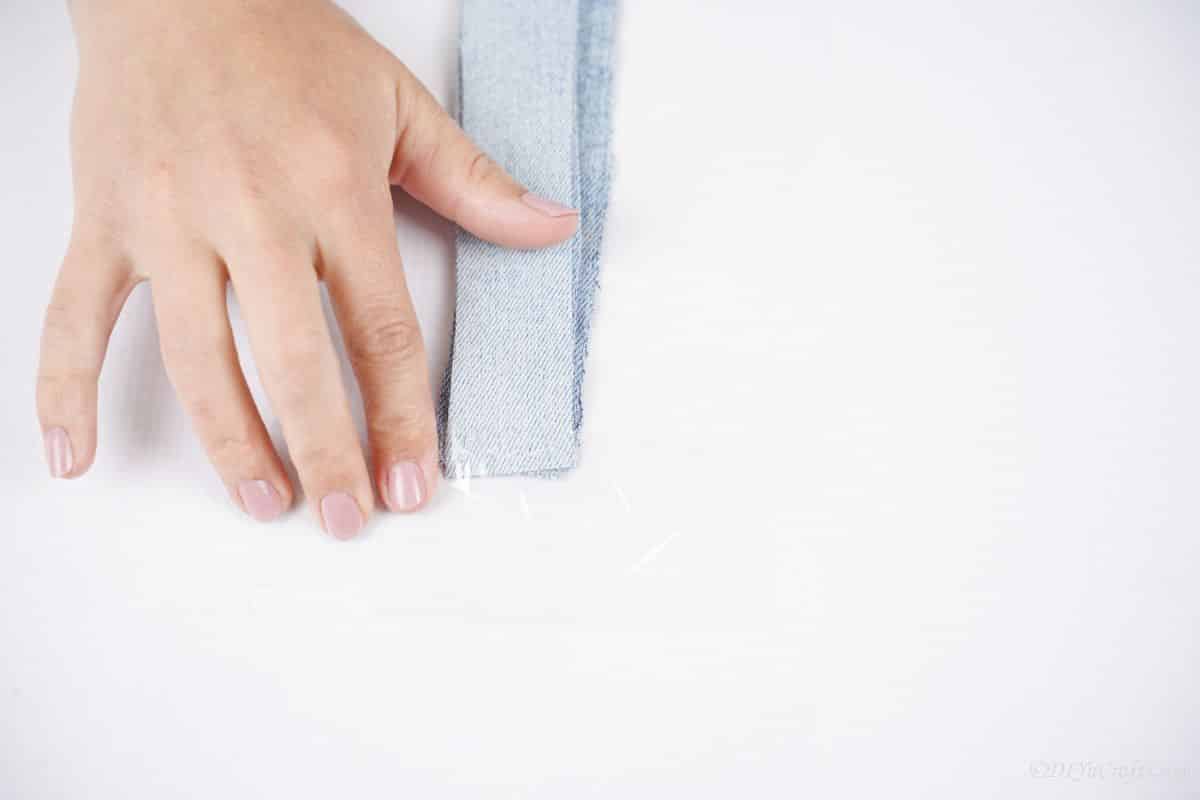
[38,0,578,537]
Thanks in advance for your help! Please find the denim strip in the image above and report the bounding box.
[441,0,618,479]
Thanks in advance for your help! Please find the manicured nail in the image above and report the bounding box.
[44,427,73,478]
[521,192,579,218]
[386,462,428,512]
[321,492,364,540]
[237,480,284,523]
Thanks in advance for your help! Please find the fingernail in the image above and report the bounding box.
[44,427,73,478]
[237,480,284,522]
[321,492,364,540]
[386,462,428,512]
[521,192,579,218]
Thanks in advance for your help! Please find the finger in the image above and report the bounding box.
[388,65,579,250]
[37,237,137,479]
[226,241,373,540]
[321,186,438,514]
[149,251,293,523]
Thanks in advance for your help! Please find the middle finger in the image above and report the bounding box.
[226,238,372,540]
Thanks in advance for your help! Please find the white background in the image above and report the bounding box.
[2,1,1198,797]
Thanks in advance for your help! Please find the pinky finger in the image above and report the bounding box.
[36,240,137,479]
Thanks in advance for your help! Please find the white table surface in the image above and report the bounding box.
[2,2,1198,798]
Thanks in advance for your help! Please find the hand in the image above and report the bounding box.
[37,0,579,537]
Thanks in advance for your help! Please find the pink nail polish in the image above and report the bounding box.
[44,427,73,478]
[321,492,364,540]
[521,192,579,218]
[386,462,427,512]
[237,480,285,522]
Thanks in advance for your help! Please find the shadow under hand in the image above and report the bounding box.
[104,282,178,474]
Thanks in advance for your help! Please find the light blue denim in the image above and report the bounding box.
[440,0,618,479]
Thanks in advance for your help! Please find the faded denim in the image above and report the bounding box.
[440,0,619,479]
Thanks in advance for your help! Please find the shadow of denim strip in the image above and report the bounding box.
[441,0,619,480]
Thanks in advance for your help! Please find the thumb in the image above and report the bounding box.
[388,67,579,250]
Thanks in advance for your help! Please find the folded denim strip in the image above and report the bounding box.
[440,0,618,479]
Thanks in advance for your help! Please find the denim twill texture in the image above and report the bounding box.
[440,0,618,479]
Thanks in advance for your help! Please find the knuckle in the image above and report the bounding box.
[36,371,94,410]
[240,241,306,285]
[207,431,260,467]
[42,292,85,342]
[254,254,299,286]
[292,442,337,471]
[465,150,497,188]
[347,313,423,369]
[302,124,362,194]
[41,287,111,356]
[368,412,436,450]
[226,159,270,205]
[315,154,360,196]
[223,168,290,242]
[299,121,347,161]
[178,391,221,432]
[139,159,183,209]
[392,113,441,187]
[291,443,361,486]
[228,192,278,243]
